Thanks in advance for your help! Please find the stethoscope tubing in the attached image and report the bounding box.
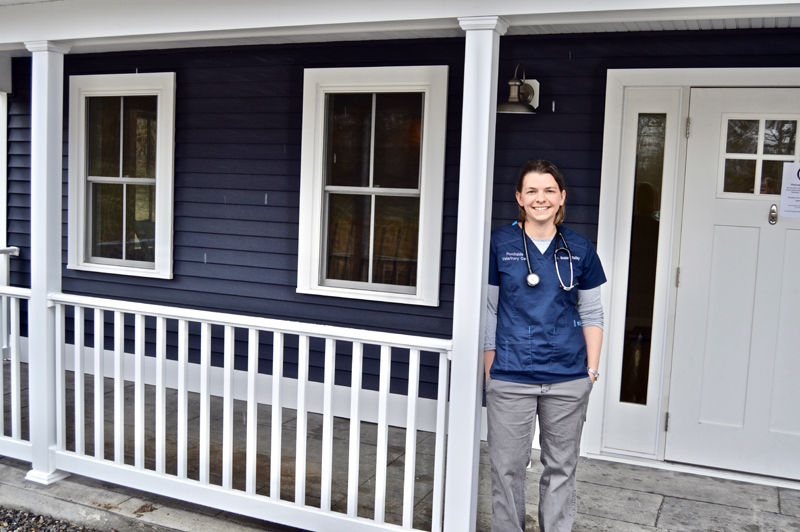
[521,222,577,291]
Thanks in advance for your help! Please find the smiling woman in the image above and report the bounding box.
[483,160,606,532]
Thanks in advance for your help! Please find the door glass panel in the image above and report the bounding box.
[326,194,370,282]
[721,117,799,196]
[372,196,419,286]
[86,97,121,177]
[325,94,373,187]
[122,96,158,179]
[723,159,756,193]
[373,93,423,189]
[761,160,784,194]
[620,114,665,405]
[763,120,796,155]
[91,183,123,259]
[726,119,759,154]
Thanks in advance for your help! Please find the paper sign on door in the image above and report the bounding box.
[780,163,800,218]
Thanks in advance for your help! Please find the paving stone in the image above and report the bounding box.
[0,482,174,532]
[658,496,800,531]
[576,481,663,526]
[577,458,780,513]
[215,510,306,531]
[573,513,669,532]
[781,488,800,518]
[0,460,130,508]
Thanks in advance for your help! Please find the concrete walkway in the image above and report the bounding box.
[2,448,800,532]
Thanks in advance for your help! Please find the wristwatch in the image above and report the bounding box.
[587,367,600,381]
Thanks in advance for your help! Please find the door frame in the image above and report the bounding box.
[585,67,800,464]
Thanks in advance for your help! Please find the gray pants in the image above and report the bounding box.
[486,377,593,532]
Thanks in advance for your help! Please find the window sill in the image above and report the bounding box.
[296,285,438,307]
[67,262,173,280]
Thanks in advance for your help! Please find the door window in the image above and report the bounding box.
[721,117,798,195]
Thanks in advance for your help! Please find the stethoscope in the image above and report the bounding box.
[521,222,578,291]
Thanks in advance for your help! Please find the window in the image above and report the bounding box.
[297,66,448,306]
[720,116,799,196]
[68,73,176,278]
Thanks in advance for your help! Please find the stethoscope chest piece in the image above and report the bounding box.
[520,221,577,291]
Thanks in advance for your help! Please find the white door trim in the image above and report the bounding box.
[585,67,800,461]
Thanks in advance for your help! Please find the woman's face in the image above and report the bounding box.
[516,171,565,227]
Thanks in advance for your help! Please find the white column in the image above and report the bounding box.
[24,40,71,485]
[0,55,11,93]
[444,16,507,532]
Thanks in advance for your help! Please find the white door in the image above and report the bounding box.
[666,88,800,480]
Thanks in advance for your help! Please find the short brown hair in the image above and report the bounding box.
[516,160,567,226]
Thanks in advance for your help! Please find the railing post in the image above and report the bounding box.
[444,16,507,532]
[24,40,71,485]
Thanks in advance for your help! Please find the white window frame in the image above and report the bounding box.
[68,72,176,279]
[297,66,448,306]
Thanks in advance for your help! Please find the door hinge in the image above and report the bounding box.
[665,412,670,432]
[675,267,680,288]
[685,116,691,138]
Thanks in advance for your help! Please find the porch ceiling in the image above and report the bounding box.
[0,1,799,56]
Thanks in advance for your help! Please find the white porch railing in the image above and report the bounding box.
[0,285,32,462]
[46,292,452,532]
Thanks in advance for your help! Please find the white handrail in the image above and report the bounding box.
[48,292,453,353]
[0,286,30,298]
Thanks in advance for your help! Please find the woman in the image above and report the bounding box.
[484,160,606,532]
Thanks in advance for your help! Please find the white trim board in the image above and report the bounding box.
[2,1,800,55]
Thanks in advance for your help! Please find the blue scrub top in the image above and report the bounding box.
[488,223,606,384]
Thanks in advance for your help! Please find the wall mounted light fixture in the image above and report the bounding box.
[497,64,539,114]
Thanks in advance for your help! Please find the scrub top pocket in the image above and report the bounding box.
[495,326,530,373]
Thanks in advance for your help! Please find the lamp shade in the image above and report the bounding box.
[497,65,537,114]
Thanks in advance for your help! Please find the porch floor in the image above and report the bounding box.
[3,360,800,531]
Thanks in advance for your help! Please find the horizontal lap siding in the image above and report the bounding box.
[493,28,800,242]
[7,61,32,291]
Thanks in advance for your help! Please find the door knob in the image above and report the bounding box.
[769,204,778,225]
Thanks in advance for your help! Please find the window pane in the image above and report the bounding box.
[726,119,759,154]
[91,183,123,259]
[325,94,372,187]
[126,184,156,262]
[724,159,757,193]
[620,114,665,405]
[122,96,158,178]
[326,194,370,282]
[373,93,423,189]
[763,120,796,155]
[372,196,419,287]
[761,160,784,194]
[87,97,121,177]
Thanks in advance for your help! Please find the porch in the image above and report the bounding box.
[0,288,452,531]
[4,296,800,532]
[4,370,800,532]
